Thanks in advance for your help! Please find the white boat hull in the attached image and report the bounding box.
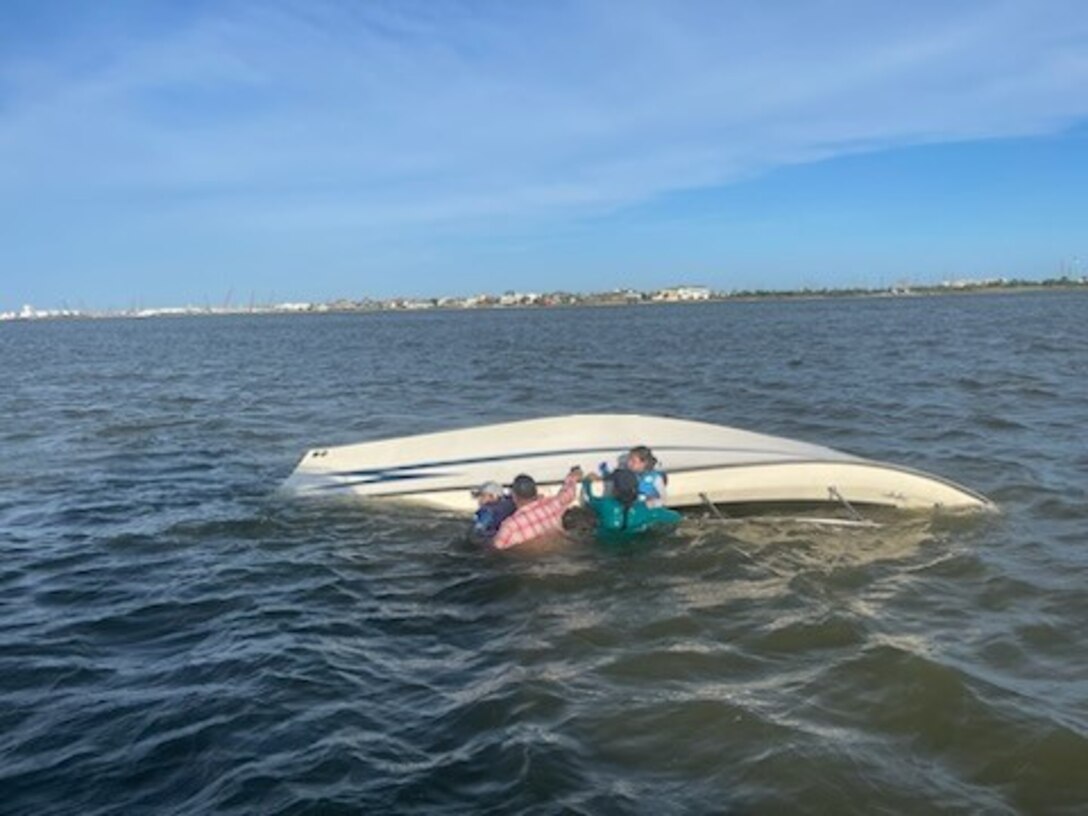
[282,414,993,513]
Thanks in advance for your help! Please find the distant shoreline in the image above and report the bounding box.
[4,280,1086,322]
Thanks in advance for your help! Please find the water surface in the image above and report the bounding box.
[1,293,1086,813]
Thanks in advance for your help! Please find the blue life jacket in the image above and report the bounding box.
[472,497,516,539]
[637,470,666,501]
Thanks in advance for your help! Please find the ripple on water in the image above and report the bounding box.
[2,297,1088,814]
[806,644,1088,812]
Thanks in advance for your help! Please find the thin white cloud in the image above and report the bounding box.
[1,0,1087,231]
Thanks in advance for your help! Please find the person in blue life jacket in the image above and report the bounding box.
[579,467,681,541]
[469,481,516,543]
[598,445,668,508]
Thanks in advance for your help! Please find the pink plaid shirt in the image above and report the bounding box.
[492,473,579,550]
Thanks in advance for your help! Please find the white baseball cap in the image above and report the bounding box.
[471,481,504,498]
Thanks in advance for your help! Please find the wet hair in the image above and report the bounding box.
[562,506,597,535]
[609,468,640,508]
[511,474,538,500]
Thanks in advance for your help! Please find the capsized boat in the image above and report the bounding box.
[281,414,994,514]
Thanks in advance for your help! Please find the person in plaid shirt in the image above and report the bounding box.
[492,467,583,550]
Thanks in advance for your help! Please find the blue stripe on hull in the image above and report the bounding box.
[311,448,844,498]
[325,444,812,481]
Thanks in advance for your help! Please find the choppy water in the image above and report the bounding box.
[1,293,1086,814]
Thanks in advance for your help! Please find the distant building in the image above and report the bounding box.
[652,285,712,302]
[6,304,83,320]
[498,292,541,306]
[939,277,1007,290]
[592,288,643,304]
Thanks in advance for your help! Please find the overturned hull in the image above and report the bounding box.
[282,414,994,514]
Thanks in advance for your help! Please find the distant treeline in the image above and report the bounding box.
[725,276,1087,300]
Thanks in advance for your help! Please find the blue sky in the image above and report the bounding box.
[2,1,1087,310]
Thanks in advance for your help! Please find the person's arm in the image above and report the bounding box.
[651,506,683,526]
[582,477,605,512]
[580,477,592,501]
[556,468,581,506]
[653,472,668,502]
